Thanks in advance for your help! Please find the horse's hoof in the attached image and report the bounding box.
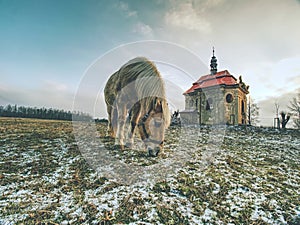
[113,144,125,150]
[125,142,133,149]
[117,145,125,151]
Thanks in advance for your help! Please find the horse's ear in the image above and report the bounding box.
[154,98,163,112]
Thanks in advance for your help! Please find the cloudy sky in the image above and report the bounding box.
[1,0,299,126]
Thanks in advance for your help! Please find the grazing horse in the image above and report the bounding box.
[104,57,170,157]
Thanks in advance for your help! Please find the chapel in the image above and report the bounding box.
[180,49,249,125]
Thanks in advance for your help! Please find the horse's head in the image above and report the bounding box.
[138,99,170,157]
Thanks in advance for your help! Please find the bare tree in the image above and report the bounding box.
[247,97,260,126]
[274,102,280,128]
[171,110,180,126]
[280,111,290,129]
[288,91,300,129]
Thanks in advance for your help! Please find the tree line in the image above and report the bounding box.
[0,104,93,121]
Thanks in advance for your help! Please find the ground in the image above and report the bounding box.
[0,117,299,224]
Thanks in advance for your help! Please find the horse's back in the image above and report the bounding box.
[104,57,162,108]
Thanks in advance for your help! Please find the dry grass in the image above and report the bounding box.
[0,117,299,224]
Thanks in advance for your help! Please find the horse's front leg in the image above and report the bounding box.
[107,105,118,138]
[115,104,127,150]
[125,120,138,149]
[126,104,141,148]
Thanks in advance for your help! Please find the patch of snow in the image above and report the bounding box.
[212,183,220,194]
[201,208,217,221]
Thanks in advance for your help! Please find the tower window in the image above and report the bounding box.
[226,94,233,103]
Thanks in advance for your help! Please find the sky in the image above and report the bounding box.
[0,0,300,126]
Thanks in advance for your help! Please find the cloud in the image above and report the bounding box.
[42,80,68,92]
[241,57,300,102]
[0,81,74,110]
[132,22,153,36]
[159,0,300,66]
[288,75,300,87]
[210,0,300,61]
[164,1,211,34]
[115,1,137,18]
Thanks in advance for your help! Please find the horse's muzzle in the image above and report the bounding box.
[147,146,160,157]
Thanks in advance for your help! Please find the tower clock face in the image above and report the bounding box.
[226,93,233,103]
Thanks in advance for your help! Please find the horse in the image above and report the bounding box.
[104,57,170,157]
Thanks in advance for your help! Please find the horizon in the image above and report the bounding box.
[0,102,297,129]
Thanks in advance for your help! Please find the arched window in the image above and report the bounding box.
[241,100,245,113]
[206,98,213,110]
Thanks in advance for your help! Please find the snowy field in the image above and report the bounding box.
[0,117,299,224]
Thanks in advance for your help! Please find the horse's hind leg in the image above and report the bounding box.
[111,107,118,138]
[107,105,112,136]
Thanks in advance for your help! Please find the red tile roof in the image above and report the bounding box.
[184,70,238,94]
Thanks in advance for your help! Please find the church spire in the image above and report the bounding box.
[210,47,218,75]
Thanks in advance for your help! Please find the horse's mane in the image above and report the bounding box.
[119,57,170,128]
